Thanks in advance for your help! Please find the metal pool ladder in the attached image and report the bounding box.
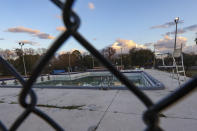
[171,46,186,86]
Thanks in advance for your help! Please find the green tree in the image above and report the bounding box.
[129,48,154,67]
[183,53,196,71]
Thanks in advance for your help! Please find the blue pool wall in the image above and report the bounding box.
[0,70,165,90]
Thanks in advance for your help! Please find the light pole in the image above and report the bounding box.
[153,44,156,68]
[174,17,179,50]
[92,55,94,69]
[68,52,71,72]
[121,48,123,70]
[19,42,27,77]
[195,33,197,45]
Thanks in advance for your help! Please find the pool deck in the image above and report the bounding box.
[0,69,196,131]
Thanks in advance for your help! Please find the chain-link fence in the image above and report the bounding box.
[0,0,196,130]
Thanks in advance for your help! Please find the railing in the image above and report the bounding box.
[0,0,196,130]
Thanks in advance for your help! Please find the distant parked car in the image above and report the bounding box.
[50,70,65,75]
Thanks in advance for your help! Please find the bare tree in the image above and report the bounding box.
[102,47,116,61]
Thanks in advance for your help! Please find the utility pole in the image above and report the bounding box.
[19,42,27,77]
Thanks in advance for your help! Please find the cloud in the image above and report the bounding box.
[184,24,197,32]
[56,26,66,31]
[0,38,4,40]
[151,20,184,29]
[110,39,147,53]
[152,35,197,54]
[183,45,197,54]
[165,29,186,36]
[6,26,40,34]
[144,42,153,47]
[36,33,55,39]
[6,26,54,39]
[88,2,95,10]
[165,24,197,36]
[17,40,40,46]
[154,35,187,53]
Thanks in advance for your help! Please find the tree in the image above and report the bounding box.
[82,54,92,69]
[122,54,131,69]
[129,48,154,67]
[183,53,196,71]
[71,50,84,71]
[13,48,44,75]
[101,47,116,62]
[14,48,23,58]
[24,48,35,55]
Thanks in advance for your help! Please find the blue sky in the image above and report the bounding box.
[0,0,197,53]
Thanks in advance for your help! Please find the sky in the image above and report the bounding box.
[0,0,197,54]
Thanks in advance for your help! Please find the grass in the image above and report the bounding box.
[10,101,18,104]
[0,100,4,103]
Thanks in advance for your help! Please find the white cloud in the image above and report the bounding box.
[6,26,55,39]
[110,39,147,53]
[151,35,197,54]
[154,35,187,53]
[183,45,197,54]
[144,42,153,47]
[18,40,40,46]
[88,2,95,10]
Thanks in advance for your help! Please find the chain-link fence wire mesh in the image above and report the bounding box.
[0,0,196,130]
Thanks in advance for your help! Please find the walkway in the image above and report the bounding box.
[0,69,196,131]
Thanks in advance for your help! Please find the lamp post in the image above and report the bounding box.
[92,55,94,69]
[195,33,197,45]
[19,42,27,77]
[68,52,71,72]
[153,44,156,68]
[174,17,179,50]
[121,48,123,70]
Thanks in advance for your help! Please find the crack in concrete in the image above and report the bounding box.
[93,90,119,131]
[161,115,197,120]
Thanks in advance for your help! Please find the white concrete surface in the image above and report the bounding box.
[0,69,196,131]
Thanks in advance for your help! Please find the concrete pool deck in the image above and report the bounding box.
[0,69,196,131]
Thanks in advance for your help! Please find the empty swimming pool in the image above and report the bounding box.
[36,70,165,90]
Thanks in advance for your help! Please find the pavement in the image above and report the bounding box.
[0,69,196,131]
